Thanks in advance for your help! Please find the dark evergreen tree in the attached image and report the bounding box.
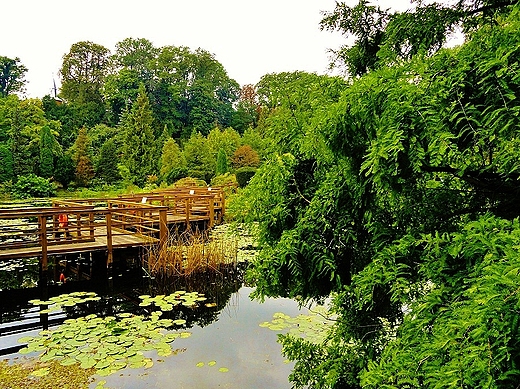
[39,125,55,178]
[120,84,156,187]
[96,139,120,183]
[54,154,75,189]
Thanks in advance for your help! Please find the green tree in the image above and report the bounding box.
[183,131,214,182]
[206,126,241,164]
[95,138,120,184]
[59,41,111,126]
[54,154,75,189]
[153,46,240,136]
[0,143,14,182]
[0,97,46,177]
[320,0,516,76]
[0,56,27,97]
[60,41,111,104]
[39,125,56,178]
[120,84,157,187]
[71,127,94,187]
[215,148,229,176]
[234,4,520,388]
[159,138,187,184]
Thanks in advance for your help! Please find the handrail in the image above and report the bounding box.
[0,187,226,262]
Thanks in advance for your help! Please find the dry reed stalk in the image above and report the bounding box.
[143,228,237,277]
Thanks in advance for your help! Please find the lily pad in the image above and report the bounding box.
[30,367,50,377]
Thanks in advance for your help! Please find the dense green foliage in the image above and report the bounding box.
[0,38,265,197]
[4,3,520,387]
[11,174,56,199]
[0,56,27,97]
[230,2,520,388]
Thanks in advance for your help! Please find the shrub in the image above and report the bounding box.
[231,145,260,169]
[235,167,257,188]
[173,177,207,188]
[11,174,56,199]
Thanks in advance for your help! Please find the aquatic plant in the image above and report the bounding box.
[260,306,335,344]
[144,229,237,277]
[0,358,94,389]
[18,291,210,377]
[29,291,101,314]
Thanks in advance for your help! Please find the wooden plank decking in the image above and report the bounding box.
[0,187,226,263]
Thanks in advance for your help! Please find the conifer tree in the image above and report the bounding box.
[159,138,187,184]
[96,139,120,183]
[121,84,156,186]
[215,148,228,175]
[39,125,55,178]
[71,127,94,187]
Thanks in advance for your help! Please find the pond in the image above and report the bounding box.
[0,262,309,389]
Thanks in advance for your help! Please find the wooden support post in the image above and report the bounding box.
[38,215,48,292]
[159,208,168,250]
[106,213,113,274]
[76,213,82,237]
[220,190,225,222]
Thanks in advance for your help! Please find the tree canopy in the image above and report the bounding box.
[0,56,27,97]
[232,2,520,388]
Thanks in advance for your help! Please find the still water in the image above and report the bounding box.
[0,261,305,389]
[106,286,301,389]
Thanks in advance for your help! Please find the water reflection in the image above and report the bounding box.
[0,261,301,388]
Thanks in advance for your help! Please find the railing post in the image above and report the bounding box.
[89,208,95,239]
[76,213,82,237]
[185,198,190,229]
[159,208,168,250]
[208,196,215,228]
[220,189,225,222]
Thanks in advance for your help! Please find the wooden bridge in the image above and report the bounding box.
[0,187,226,278]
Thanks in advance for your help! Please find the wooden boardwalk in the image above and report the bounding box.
[0,187,226,268]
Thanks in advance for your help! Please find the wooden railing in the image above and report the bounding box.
[0,187,227,263]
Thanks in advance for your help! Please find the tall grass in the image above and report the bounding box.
[143,228,237,277]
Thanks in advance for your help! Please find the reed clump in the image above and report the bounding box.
[144,228,237,277]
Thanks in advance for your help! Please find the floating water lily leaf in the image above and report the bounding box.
[17,336,34,344]
[259,306,335,344]
[61,357,78,366]
[30,367,50,377]
[18,347,32,355]
[94,380,107,389]
[21,289,205,377]
[95,359,110,370]
[80,358,97,370]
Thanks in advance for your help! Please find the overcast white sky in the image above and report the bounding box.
[3,0,414,98]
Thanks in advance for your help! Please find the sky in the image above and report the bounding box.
[3,0,414,99]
